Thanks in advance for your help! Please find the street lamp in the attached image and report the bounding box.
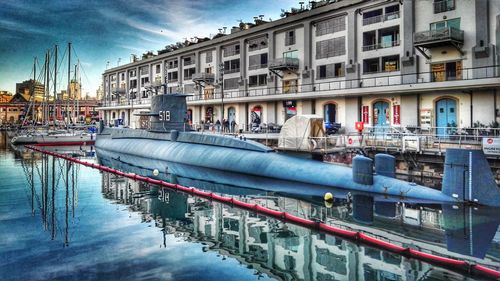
[219,63,225,122]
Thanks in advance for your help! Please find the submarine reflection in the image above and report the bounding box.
[99,156,500,280]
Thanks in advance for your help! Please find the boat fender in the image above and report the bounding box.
[170,130,179,142]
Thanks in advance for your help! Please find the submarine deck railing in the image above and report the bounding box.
[23,145,500,279]
[275,126,500,154]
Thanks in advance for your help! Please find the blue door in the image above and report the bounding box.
[436,98,457,136]
[373,101,390,134]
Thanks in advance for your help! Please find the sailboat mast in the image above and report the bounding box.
[53,44,58,127]
[74,64,77,121]
[33,57,36,123]
[45,51,50,126]
[67,42,71,125]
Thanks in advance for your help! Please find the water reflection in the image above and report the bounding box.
[11,142,500,280]
[97,163,499,280]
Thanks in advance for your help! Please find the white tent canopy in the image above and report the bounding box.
[278,115,325,150]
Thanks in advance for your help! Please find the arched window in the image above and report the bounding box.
[323,103,336,124]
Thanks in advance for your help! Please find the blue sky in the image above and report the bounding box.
[0,0,296,96]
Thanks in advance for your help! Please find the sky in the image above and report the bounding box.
[0,0,297,97]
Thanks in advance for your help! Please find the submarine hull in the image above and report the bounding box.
[96,132,457,203]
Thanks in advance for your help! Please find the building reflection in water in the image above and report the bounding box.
[101,169,500,281]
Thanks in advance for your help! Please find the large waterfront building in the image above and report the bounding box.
[99,0,500,133]
[15,79,45,99]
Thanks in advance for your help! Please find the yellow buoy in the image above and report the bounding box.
[153,169,160,176]
[324,192,333,202]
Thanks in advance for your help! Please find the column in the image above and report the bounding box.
[401,0,417,83]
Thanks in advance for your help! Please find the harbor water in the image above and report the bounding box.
[0,132,499,281]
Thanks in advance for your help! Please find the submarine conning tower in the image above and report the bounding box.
[150,94,190,132]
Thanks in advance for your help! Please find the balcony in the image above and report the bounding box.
[362,40,400,52]
[269,58,299,71]
[192,72,215,83]
[414,27,464,59]
[414,27,464,47]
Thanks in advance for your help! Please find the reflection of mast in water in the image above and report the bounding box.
[51,155,56,240]
[20,150,81,246]
[65,160,70,247]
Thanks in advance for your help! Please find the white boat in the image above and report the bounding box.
[11,130,95,145]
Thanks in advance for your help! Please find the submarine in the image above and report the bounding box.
[95,93,500,207]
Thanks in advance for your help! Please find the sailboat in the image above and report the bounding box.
[11,43,95,145]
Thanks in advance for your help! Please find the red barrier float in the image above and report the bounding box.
[24,145,500,280]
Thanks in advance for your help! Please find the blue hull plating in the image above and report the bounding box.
[96,134,457,203]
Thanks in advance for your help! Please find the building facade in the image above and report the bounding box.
[99,0,500,133]
[15,79,45,99]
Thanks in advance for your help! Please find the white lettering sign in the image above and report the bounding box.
[482,137,500,155]
[159,111,170,121]
[402,136,420,152]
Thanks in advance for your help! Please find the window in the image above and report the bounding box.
[155,64,161,74]
[384,5,400,20]
[167,71,178,81]
[248,37,268,52]
[284,50,299,59]
[140,66,149,75]
[316,16,346,36]
[183,57,194,66]
[363,58,380,73]
[379,26,400,48]
[224,77,239,90]
[431,61,462,81]
[168,60,178,69]
[382,55,400,72]
[249,53,268,70]
[434,0,455,13]
[362,31,377,51]
[121,73,125,80]
[223,59,240,73]
[249,74,267,87]
[129,79,137,88]
[183,68,195,80]
[285,30,295,46]
[363,9,383,25]
[140,77,149,85]
[206,51,213,63]
[205,67,212,74]
[129,70,136,77]
[316,37,345,59]
[430,18,460,31]
[317,63,345,79]
[224,44,240,57]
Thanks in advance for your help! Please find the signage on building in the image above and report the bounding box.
[283,100,296,107]
[362,106,369,124]
[402,136,420,152]
[393,105,400,125]
[420,109,432,130]
[482,137,500,155]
